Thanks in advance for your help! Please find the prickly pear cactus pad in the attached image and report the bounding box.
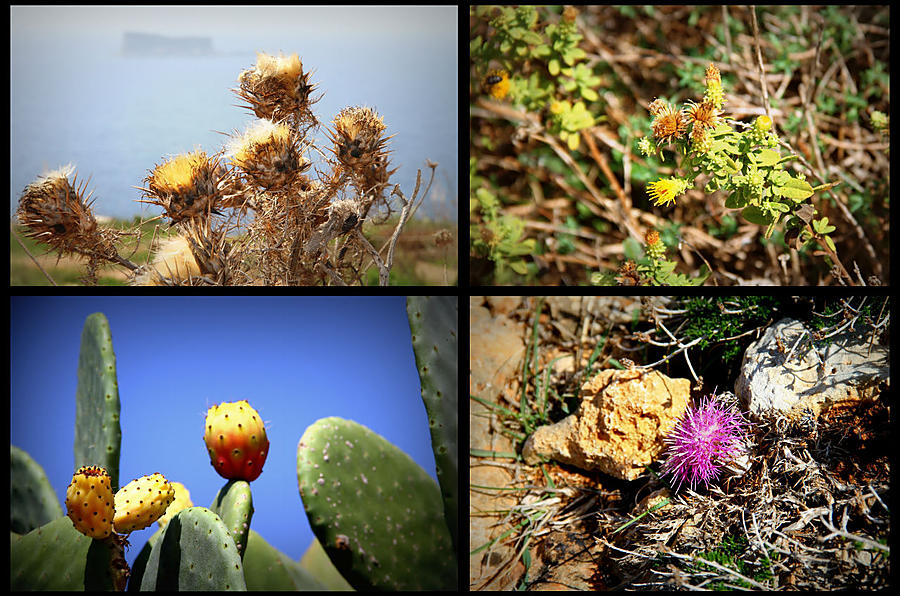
[74,313,122,490]
[297,417,457,590]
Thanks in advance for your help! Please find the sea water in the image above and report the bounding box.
[10,30,457,222]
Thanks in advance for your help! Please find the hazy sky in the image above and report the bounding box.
[11,5,455,39]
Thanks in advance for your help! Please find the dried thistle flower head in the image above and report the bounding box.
[328,106,390,165]
[228,118,311,191]
[16,164,104,256]
[651,102,687,146]
[140,150,227,224]
[327,106,398,205]
[686,100,720,133]
[236,51,319,126]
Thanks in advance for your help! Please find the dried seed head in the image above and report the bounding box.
[228,118,311,191]
[236,51,319,126]
[651,103,687,146]
[616,260,641,286]
[686,100,720,132]
[135,235,202,286]
[16,164,110,258]
[327,106,398,213]
[140,150,227,224]
[328,106,391,166]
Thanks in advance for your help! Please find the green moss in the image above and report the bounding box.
[681,296,782,366]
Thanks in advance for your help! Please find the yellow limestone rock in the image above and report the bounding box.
[523,368,690,480]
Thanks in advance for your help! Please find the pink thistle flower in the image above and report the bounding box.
[660,394,749,492]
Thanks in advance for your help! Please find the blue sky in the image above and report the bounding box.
[10,296,447,572]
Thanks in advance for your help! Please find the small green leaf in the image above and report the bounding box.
[742,205,774,226]
[510,260,529,275]
[581,87,599,102]
[521,31,543,45]
[769,201,791,213]
[711,139,739,154]
[824,235,836,253]
[723,155,741,174]
[725,189,747,209]
[508,27,527,40]
[754,148,781,167]
[769,170,790,186]
[548,59,560,76]
[778,177,814,201]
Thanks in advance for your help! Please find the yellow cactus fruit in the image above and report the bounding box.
[156,482,193,529]
[65,465,115,539]
[113,473,175,533]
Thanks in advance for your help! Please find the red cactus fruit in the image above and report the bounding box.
[204,400,269,482]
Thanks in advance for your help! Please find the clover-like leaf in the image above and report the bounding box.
[812,217,836,235]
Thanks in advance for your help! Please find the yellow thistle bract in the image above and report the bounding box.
[228,119,310,191]
[142,150,226,224]
[152,151,207,193]
[705,63,721,86]
[648,98,670,117]
[703,63,725,109]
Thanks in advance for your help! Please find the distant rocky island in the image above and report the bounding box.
[122,31,214,56]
